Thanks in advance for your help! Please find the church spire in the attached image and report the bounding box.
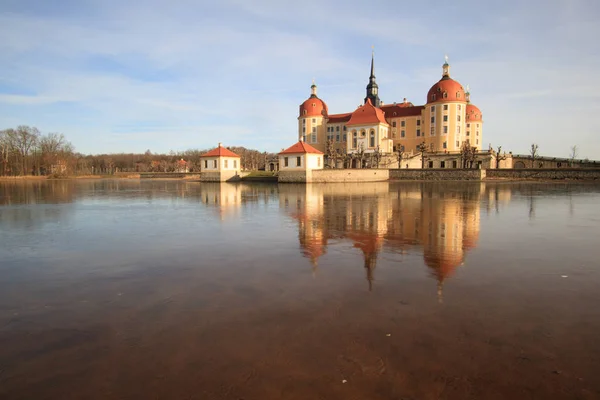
[364,47,381,107]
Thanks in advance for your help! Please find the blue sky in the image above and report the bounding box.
[1,0,599,158]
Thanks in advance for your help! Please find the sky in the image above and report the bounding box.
[1,0,599,158]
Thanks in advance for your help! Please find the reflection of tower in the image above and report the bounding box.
[386,183,483,301]
[280,185,327,273]
[350,234,383,291]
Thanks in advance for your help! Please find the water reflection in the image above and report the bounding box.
[278,182,493,298]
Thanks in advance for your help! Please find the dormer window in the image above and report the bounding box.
[443,92,448,99]
[432,94,436,101]
[457,92,461,98]
[303,110,307,115]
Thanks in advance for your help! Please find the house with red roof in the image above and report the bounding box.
[277,139,324,182]
[200,143,242,182]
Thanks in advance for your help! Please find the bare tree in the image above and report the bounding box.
[325,139,334,168]
[495,145,507,169]
[460,142,470,168]
[12,126,40,175]
[396,146,404,168]
[569,145,578,167]
[373,145,381,168]
[530,143,539,168]
[418,141,427,168]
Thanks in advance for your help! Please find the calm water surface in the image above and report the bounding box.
[1,180,600,400]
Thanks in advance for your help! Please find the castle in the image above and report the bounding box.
[297,54,483,162]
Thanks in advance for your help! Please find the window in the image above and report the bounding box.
[476,131,479,136]
[311,133,317,143]
[392,121,397,127]
[443,126,448,134]
[284,157,289,167]
[457,92,461,98]
[302,119,306,125]
[336,133,340,142]
[466,132,470,136]
[456,141,459,147]
[343,133,347,142]
[312,127,316,133]
[352,132,358,148]
[443,141,447,149]
[476,139,479,145]
[302,127,306,133]
[428,161,434,168]
[336,126,340,132]
[303,110,307,115]
[401,121,405,127]
[416,129,421,137]
[312,118,316,123]
[343,126,346,131]
[416,145,420,151]
[431,94,436,101]
[417,120,421,126]
[369,131,375,147]
[213,160,217,168]
[443,92,448,98]
[431,126,435,135]
[452,160,457,168]
[431,116,435,123]
[458,105,462,111]
[401,130,405,138]
[224,159,228,168]
[296,156,301,167]
[443,115,448,122]
[443,104,448,111]
[233,160,237,169]
[441,161,446,168]
[431,106,435,112]
[457,126,461,133]
[457,115,461,122]
[467,123,470,128]
[204,160,208,169]
[392,131,397,138]
[477,124,480,128]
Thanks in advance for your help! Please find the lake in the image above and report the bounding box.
[1,179,600,400]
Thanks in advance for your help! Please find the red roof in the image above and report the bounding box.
[427,77,466,104]
[279,141,324,155]
[327,112,352,123]
[347,99,388,126]
[380,104,424,118]
[201,145,240,158]
[299,96,328,118]
[466,103,482,122]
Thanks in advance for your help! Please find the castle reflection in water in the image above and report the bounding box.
[197,181,515,299]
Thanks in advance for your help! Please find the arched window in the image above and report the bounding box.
[352,131,358,149]
[457,92,461,98]
[369,130,375,147]
[431,94,436,101]
[443,91,448,98]
[303,110,307,115]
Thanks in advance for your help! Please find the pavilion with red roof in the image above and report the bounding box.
[200,143,242,182]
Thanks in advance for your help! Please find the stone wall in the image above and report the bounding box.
[486,168,600,180]
[200,170,245,182]
[311,169,389,183]
[389,169,486,181]
[278,170,310,183]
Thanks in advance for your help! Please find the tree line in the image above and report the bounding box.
[0,125,276,176]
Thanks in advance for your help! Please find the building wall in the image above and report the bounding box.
[299,115,326,153]
[279,153,323,171]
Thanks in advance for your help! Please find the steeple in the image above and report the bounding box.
[364,48,381,107]
[442,54,451,79]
